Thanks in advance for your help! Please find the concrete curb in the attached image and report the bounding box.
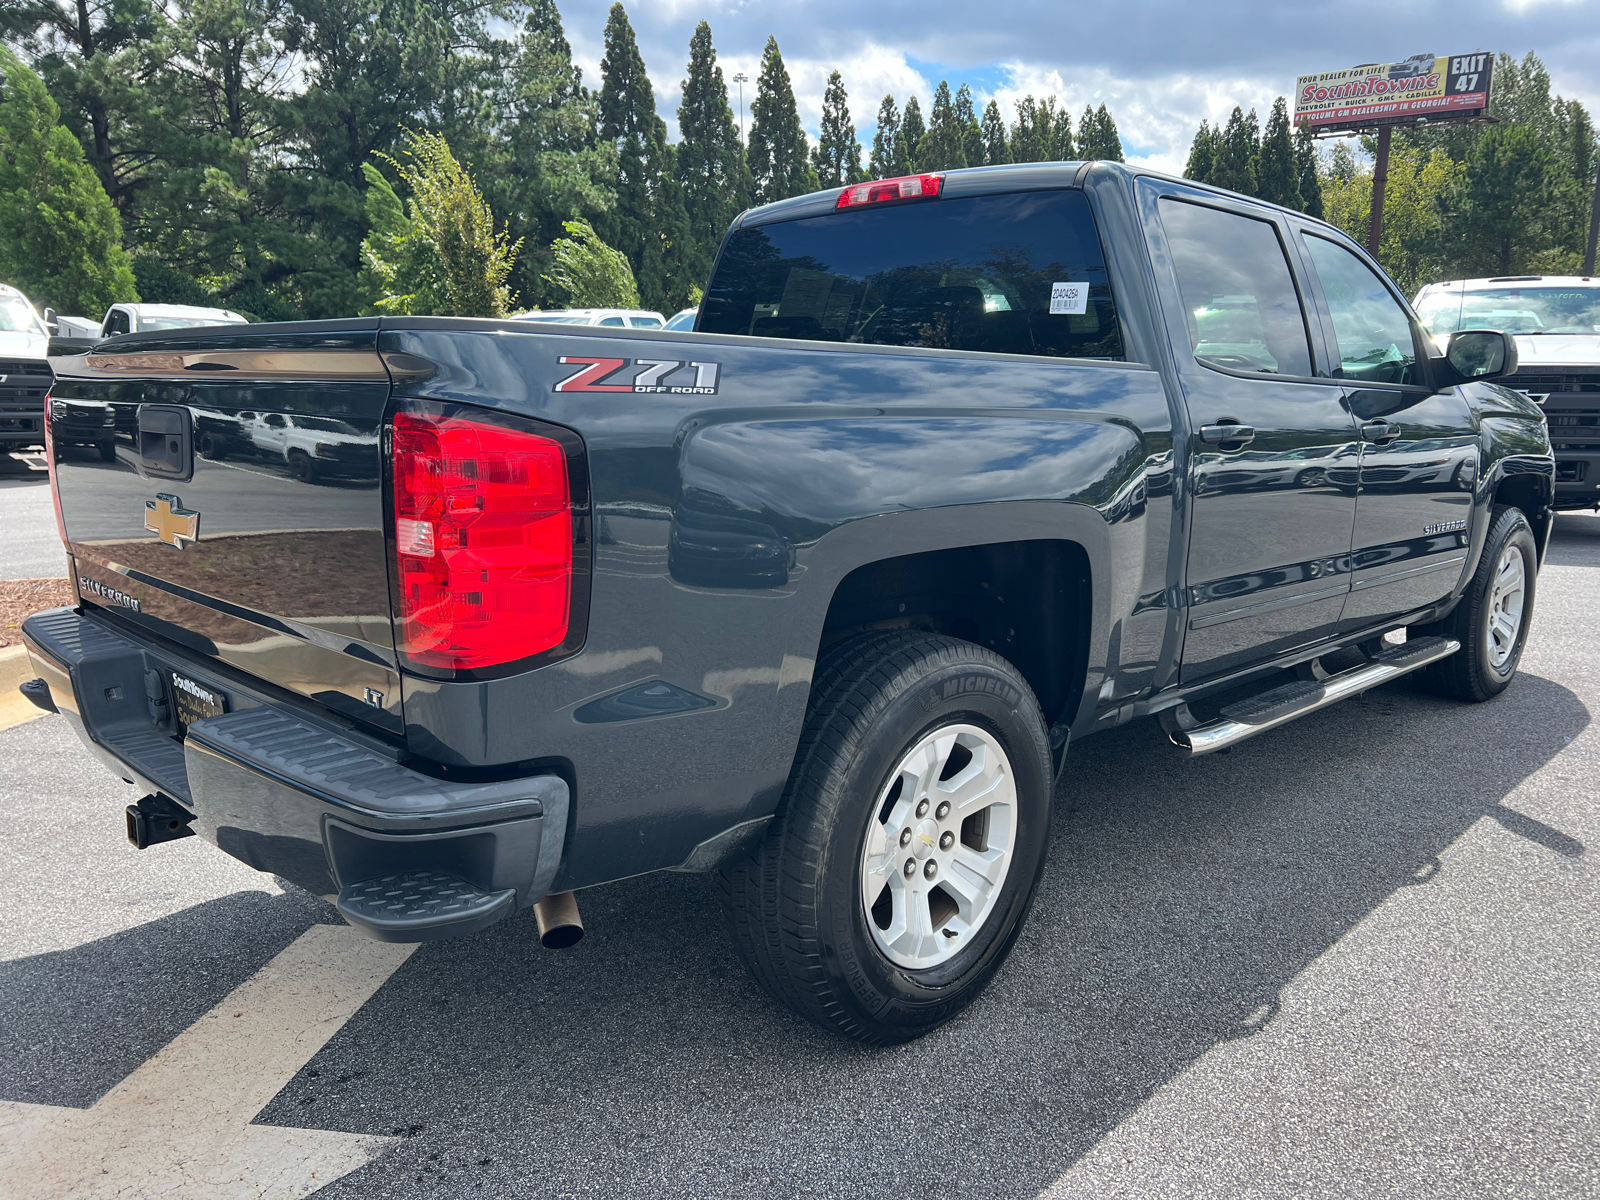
[0,643,47,733]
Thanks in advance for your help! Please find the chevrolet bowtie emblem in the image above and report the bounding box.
[920,832,935,847]
[145,494,200,549]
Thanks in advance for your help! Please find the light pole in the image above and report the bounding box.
[733,72,748,143]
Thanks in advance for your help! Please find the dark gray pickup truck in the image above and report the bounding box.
[24,162,1552,1043]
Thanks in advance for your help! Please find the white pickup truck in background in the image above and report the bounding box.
[1415,275,1600,510]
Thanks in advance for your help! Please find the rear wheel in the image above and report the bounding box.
[1412,504,1537,702]
[720,631,1052,1044]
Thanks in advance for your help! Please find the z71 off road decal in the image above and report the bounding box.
[554,357,721,395]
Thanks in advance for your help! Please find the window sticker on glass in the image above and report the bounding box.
[1050,282,1088,316]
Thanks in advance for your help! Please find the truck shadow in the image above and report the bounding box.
[281,670,1581,1198]
[1,679,1588,1198]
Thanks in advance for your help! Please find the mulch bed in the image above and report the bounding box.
[0,579,74,648]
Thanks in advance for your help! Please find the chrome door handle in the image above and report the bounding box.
[1199,423,1256,445]
[1361,421,1400,442]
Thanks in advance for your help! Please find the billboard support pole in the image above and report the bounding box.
[1366,123,1392,258]
[1584,154,1600,276]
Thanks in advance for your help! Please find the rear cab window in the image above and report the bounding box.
[700,189,1123,360]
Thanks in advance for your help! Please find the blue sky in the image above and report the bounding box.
[552,0,1600,173]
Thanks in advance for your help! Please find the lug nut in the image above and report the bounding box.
[940,831,955,850]
[904,858,917,878]
[923,860,938,880]
[899,827,912,847]
[935,800,950,820]
[916,798,930,818]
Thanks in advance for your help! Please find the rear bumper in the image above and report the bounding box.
[22,606,568,942]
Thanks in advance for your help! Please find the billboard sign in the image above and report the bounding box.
[1295,52,1493,133]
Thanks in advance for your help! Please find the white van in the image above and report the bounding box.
[510,308,668,330]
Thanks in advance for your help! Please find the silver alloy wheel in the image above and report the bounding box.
[1486,543,1527,670]
[859,723,1017,970]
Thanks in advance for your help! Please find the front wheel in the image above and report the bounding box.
[1412,504,1538,702]
[720,631,1053,1044]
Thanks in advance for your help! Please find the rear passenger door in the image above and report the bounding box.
[1148,189,1360,683]
[1295,232,1477,632]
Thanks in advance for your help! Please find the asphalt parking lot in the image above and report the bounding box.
[0,454,1594,1199]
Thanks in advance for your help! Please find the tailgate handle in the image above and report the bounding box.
[138,404,194,481]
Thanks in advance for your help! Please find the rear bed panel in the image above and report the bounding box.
[48,324,403,736]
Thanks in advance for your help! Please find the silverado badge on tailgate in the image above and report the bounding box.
[145,494,200,549]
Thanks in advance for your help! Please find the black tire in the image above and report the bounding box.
[287,449,318,484]
[1412,504,1538,702]
[97,440,116,463]
[720,630,1053,1044]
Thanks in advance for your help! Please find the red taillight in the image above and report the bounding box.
[836,173,943,210]
[391,407,572,671]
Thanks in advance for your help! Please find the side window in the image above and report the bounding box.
[1158,198,1313,378]
[1301,235,1424,386]
[598,316,626,327]
[629,316,663,329]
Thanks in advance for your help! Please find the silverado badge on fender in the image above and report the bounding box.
[554,357,720,395]
[145,494,200,549]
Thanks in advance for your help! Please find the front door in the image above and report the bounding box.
[1296,233,1477,632]
[1152,193,1360,684]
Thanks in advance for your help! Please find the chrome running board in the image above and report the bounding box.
[1165,636,1461,758]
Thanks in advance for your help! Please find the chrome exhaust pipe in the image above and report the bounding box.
[533,890,584,949]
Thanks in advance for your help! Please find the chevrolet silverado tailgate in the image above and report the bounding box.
[46,323,401,734]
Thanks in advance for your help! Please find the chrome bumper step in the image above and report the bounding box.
[1166,635,1461,757]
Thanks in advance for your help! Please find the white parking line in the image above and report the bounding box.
[0,923,417,1199]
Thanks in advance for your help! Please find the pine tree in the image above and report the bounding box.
[813,69,863,188]
[980,99,1011,165]
[598,2,694,311]
[677,21,750,289]
[0,46,137,314]
[916,80,966,171]
[898,94,925,173]
[1211,106,1258,196]
[955,84,984,170]
[1256,97,1301,209]
[869,95,902,178]
[1053,101,1075,161]
[746,36,817,203]
[1011,96,1062,164]
[1295,121,1324,218]
[1184,120,1216,183]
[1078,105,1100,157]
[1093,104,1124,162]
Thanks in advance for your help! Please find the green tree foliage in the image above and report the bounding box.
[980,99,1010,166]
[869,94,902,178]
[676,20,748,288]
[1184,119,1216,183]
[813,69,862,188]
[1211,106,1258,196]
[1323,145,1461,294]
[1078,103,1123,161]
[1010,95,1067,163]
[916,79,965,171]
[542,217,637,307]
[898,94,925,174]
[598,1,691,311]
[1295,121,1324,219]
[746,35,815,203]
[1256,97,1301,209]
[361,129,521,316]
[954,84,983,170]
[0,47,137,314]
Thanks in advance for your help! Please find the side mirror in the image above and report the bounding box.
[1445,329,1518,382]
[42,307,57,334]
